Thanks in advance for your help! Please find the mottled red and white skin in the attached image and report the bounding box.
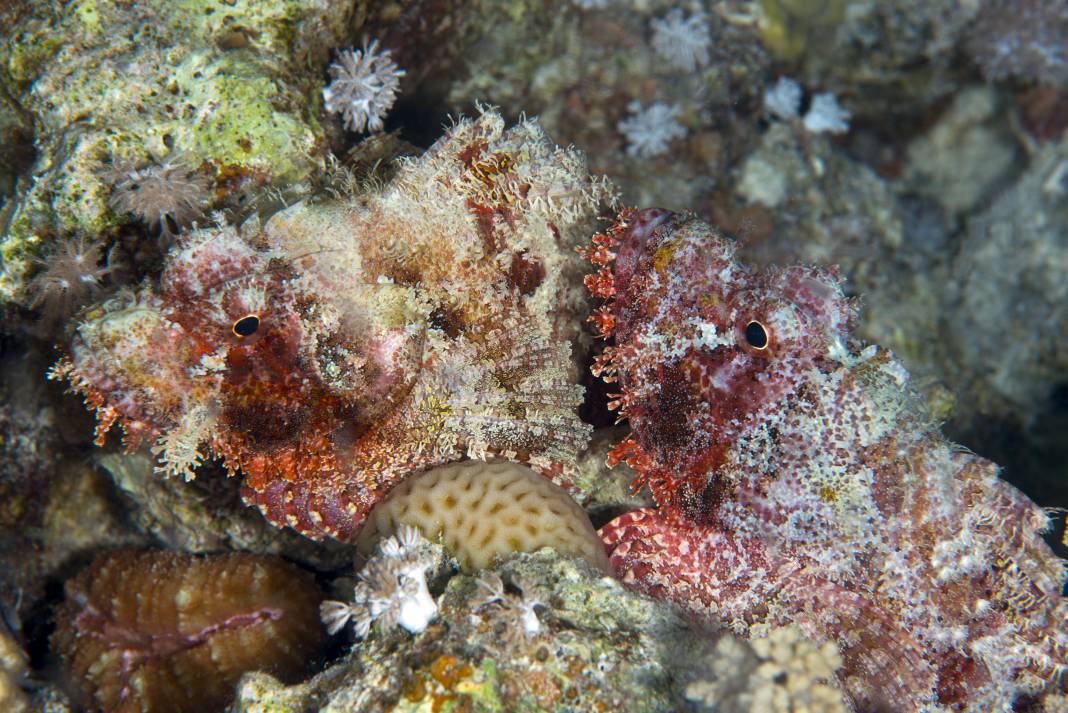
[585,208,1068,711]
[53,110,614,542]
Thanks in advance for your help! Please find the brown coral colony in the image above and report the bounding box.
[53,550,325,713]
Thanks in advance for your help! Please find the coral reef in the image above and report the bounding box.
[965,0,1068,87]
[685,625,846,713]
[96,452,351,570]
[0,0,353,305]
[0,623,29,713]
[357,460,610,572]
[3,1,1068,710]
[233,550,713,713]
[322,525,441,638]
[323,40,406,134]
[53,549,324,713]
[53,109,613,541]
[586,209,1068,710]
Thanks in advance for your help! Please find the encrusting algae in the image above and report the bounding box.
[52,108,616,542]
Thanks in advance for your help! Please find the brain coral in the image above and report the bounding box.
[53,549,324,713]
[53,108,616,542]
[357,460,611,572]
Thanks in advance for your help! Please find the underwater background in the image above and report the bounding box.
[2,1,1068,711]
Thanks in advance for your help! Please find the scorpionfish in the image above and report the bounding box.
[584,208,1068,711]
[53,109,614,541]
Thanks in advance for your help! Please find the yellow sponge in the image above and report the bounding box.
[357,461,610,573]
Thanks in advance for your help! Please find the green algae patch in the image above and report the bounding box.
[232,672,316,713]
[453,659,505,712]
[758,0,852,60]
[2,23,63,88]
[143,0,346,60]
[392,653,505,713]
[146,52,319,184]
[0,227,39,304]
[71,0,102,35]
[0,0,347,305]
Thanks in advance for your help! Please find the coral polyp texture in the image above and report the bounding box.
[584,209,1068,711]
[323,40,405,134]
[53,549,324,713]
[321,525,440,638]
[356,460,611,572]
[685,625,846,713]
[53,109,614,542]
[105,158,212,236]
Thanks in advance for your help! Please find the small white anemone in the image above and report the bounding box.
[471,571,546,646]
[323,39,405,134]
[320,524,439,636]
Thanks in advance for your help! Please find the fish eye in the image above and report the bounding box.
[232,314,260,337]
[744,320,769,350]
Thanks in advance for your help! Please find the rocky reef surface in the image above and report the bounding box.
[2,1,1068,712]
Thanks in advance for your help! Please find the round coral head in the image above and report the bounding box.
[53,549,325,713]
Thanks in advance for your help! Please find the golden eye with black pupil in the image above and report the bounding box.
[744,320,769,350]
[232,314,260,337]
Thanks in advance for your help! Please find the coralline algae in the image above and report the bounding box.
[53,109,615,542]
[234,550,703,713]
[0,0,350,305]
